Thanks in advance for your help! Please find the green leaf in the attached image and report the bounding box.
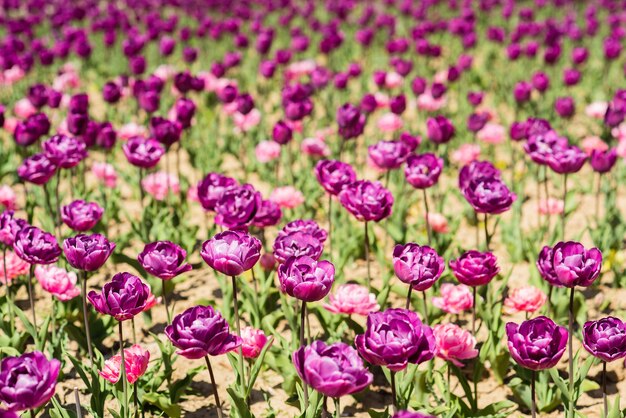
[580,379,600,393]
[227,387,253,418]
[143,392,181,418]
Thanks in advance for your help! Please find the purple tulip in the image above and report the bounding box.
[315,160,357,196]
[462,177,516,214]
[0,211,28,248]
[273,231,324,264]
[531,72,550,93]
[590,149,617,174]
[546,145,587,174]
[14,226,60,265]
[449,250,499,287]
[555,97,575,118]
[355,308,435,371]
[123,137,165,169]
[214,184,261,229]
[197,173,238,212]
[201,230,261,276]
[339,181,393,222]
[467,91,484,107]
[138,241,192,280]
[63,233,116,271]
[389,95,406,115]
[404,153,443,189]
[17,154,57,185]
[278,256,334,302]
[102,82,122,104]
[467,112,489,132]
[165,305,241,359]
[368,140,410,170]
[523,131,568,165]
[506,316,568,370]
[272,120,293,145]
[252,200,283,228]
[550,241,602,288]
[582,317,626,362]
[61,200,103,232]
[174,98,196,128]
[337,103,366,140]
[393,411,435,418]
[537,246,561,287]
[393,243,444,291]
[88,272,150,321]
[293,340,373,398]
[513,81,532,103]
[150,117,182,147]
[426,116,455,145]
[0,351,60,412]
[279,220,328,243]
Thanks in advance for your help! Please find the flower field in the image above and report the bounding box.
[1,0,626,417]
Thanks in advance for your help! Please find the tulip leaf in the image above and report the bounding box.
[142,392,181,418]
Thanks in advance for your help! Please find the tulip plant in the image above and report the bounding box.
[2,1,626,418]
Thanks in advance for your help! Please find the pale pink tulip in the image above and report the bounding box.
[476,123,506,144]
[503,286,547,314]
[426,213,449,233]
[377,112,403,132]
[301,137,330,157]
[585,102,608,119]
[323,284,380,316]
[99,345,150,384]
[255,141,281,163]
[0,251,29,284]
[3,117,19,134]
[417,92,446,112]
[14,98,36,119]
[432,283,473,314]
[92,162,118,188]
[2,66,25,85]
[451,144,481,166]
[384,71,404,89]
[35,265,80,301]
[269,186,305,209]
[119,123,148,140]
[142,171,180,201]
[581,136,609,155]
[0,185,17,210]
[433,323,479,367]
[241,327,270,359]
[233,108,261,132]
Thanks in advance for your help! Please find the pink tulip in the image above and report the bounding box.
[301,137,330,158]
[3,117,19,134]
[580,136,608,155]
[2,66,25,85]
[426,213,449,234]
[99,344,150,384]
[417,92,446,112]
[432,283,473,314]
[323,284,380,316]
[374,92,390,108]
[286,119,303,134]
[142,171,180,201]
[233,108,261,133]
[585,102,608,119]
[255,140,281,163]
[241,326,270,359]
[270,186,305,209]
[538,198,564,215]
[223,101,239,116]
[0,185,17,210]
[285,60,316,80]
[617,138,626,159]
[14,98,36,119]
[451,144,481,166]
[260,253,277,272]
[0,251,29,284]
[384,71,404,89]
[476,123,506,144]
[53,71,80,91]
[35,265,80,301]
[92,162,118,188]
[503,286,547,314]
[377,113,403,132]
[198,71,218,92]
[433,323,479,367]
[612,123,626,142]
[119,123,148,141]
[142,283,161,312]
[153,65,176,81]
[187,185,200,203]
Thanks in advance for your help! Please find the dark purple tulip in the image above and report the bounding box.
[0,351,60,412]
[430,83,447,99]
[582,317,626,362]
[360,94,377,114]
[279,220,328,244]
[80,121,100,148]
[393,411,435,418]
[355,308,435,371]
[463,177,516,214]
[337,103,366,140]
[555,97,575,118]
[61,200,103,232]
[159,37,176,56]
[214,184,261,229]
[68,94,88,114]
[88,272,150,321]
[513,81,532,103]
[459,161,501,191]
[138,241,192,280]
[393,243,444,291]
[278,256,334,302]
[524,130,568,165]
[563,69,581,86]
[96,122,117,150]
[14,113,50,146]
[449,250,499,287]
[218,85,238,104]
[102,82,121,104]
[368,140,410,170]
[399,132,420,152]
[0,211,28,248]
[174,98,196,129]
[197,173,238,212]
[510,122,528,141]
[123,137,165,169]
[531,72,550,93]
[537,246,561,287]
[17,154,57,185]
[129,56,146,75]
[67,112,88,136]
[236,94,254,115]
[43,135,87,169]
[293,340,373,398]
[259,60,276,78]
[272,120,293,145]
[173,72,193,94]
[604,37,621,60]
[572,47,588,65]
[201,230,261,276]
[138,91,160,114]
[339,180,393,223]
[273,231,324,264]
[46,90,62,109]
[389,95,407,115]
[467,91,484,107]
[546,145,587,174]
[551,241,602,288]
[252,200,282,228]
[506,316,568,370]
[314,160,357,196]
[63,233,115,271]
[27,84,48,108]
[467,112,489,132]
[182,47,197,63]
[165,305,241,359]
[411,77,427,96]
[404,153,443,189]
[426,116,455,145]
[150,117,182,147]
[590,149,617,174]
[14,226,60,265]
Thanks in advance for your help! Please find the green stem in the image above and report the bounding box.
[334,397,341,418]
[81,271,94,364]
[568,287,575,418]
[119,321,128,418]
[231,276,246,397]
[204,356,223,418]
[300,300,309,410]
[364,221,371,290]
[423,188,432,246]
[390,370,398,413]
[531,370,536,418]
[162,280,171,323]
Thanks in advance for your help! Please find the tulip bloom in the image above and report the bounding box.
[99,345,150,384]
[433,323,479,367]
